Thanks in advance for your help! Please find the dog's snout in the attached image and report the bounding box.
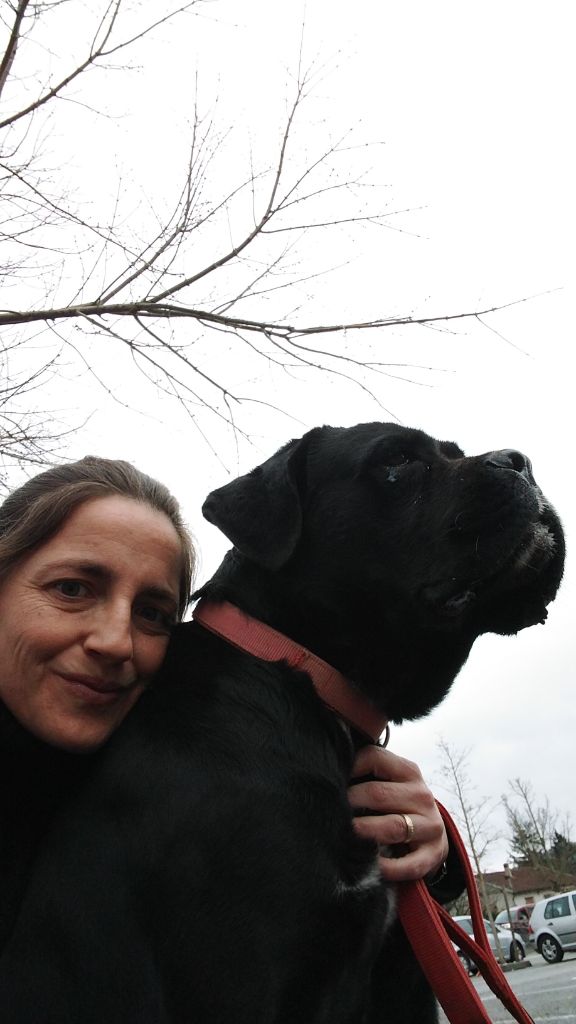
[482,449,533,481]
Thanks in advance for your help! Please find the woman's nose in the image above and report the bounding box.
[84,604,134,663]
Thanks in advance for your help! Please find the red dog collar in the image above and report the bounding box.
[193,599,389,743]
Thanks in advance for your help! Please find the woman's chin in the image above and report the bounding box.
[24,702,133,753]
[34,719,114,754]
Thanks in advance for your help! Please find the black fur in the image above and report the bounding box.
[0,423,565,1023]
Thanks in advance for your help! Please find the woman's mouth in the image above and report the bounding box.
[56,672,131,706]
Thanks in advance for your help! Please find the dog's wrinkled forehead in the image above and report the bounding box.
[202,423,467,571]
[305,423,463,484]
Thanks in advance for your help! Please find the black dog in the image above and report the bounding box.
[0,423,565,1023]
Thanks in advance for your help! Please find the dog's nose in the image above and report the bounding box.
[482,449,533,481]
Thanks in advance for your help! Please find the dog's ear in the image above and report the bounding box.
[202,438,305,570]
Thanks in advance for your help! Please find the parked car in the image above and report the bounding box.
[494,905,534,945]
[452,915,526,967]
[529,890,576,963]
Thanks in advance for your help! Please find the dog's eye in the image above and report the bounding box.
[368,452,412,484]
[384,452,410,467]
[361,444,419,485]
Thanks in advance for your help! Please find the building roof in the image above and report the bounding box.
[481,864,576,895]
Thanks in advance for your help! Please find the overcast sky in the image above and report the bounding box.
[4,0,574,871]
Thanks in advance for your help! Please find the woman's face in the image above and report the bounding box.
[0,495,183,753]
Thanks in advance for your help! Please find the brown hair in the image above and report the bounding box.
[0,456,195,618]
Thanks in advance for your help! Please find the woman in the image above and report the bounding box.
[0,456,453,949]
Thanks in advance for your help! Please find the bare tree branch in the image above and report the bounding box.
[0,0,538,475]
[0,294,535,333]
[0,0,30,102]
[0,1,198,131]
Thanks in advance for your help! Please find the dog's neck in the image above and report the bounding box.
[193,599,389,744]
[194,550,475,724]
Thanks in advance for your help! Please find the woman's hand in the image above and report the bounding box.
[348,745,448,882]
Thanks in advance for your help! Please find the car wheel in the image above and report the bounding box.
[538,935,564,964]
[508,940,525,962]
[457,951,479,976]
[459,950,477,974]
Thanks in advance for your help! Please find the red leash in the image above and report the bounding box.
[398,802,535,1023]
[193,601,534,1024]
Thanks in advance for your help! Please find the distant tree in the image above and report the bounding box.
[437,739,500,871]
[436,738,505,957]
[550,832,576,874]
[502,778,574,883]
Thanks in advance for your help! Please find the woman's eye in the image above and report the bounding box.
[54,580,89,598]
[138,606,161,622]
[136,605,175,631]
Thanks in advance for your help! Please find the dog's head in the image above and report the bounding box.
[201,423,565,722]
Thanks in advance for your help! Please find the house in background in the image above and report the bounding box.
[479,863,576,915]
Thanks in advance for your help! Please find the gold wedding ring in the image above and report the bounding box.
[400,813,415,842]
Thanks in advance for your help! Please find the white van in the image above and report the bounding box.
[529,889,576,963]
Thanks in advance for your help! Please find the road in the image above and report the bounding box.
[438,950,576,1023]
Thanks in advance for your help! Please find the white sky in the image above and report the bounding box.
[3,0,575,870]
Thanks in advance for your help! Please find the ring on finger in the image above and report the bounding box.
[399,813,415,842]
